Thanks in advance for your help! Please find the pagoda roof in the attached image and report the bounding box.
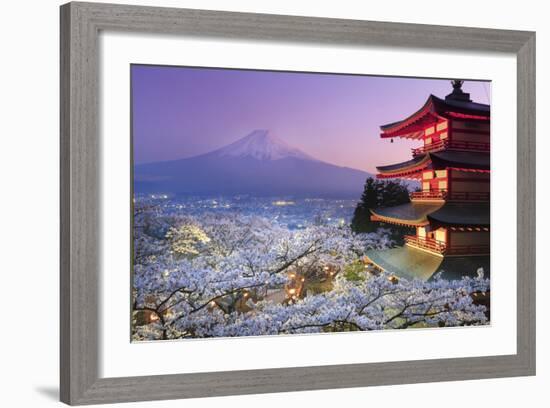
[427,203,490,227]
[376,154,429,173]
[365,246,442,280]
[376,150,490,178]
[380,94,490,139]
[430,151,490,170]
[365,246,490,281]
[370,201,443,226]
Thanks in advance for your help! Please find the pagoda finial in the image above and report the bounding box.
[451,79,464,91]
[446,79,471,102]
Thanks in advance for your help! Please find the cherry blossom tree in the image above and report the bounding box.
[132,207,489,340]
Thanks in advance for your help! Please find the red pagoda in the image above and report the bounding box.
[365,80,490,280]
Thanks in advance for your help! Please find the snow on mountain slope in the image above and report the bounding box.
[134,130,375,197]
[208,130,315,161]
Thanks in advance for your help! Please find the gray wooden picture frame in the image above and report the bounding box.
[60,1,536,405]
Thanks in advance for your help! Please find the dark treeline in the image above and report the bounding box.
[351,177,414,239]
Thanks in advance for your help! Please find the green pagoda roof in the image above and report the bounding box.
[429,150,490,170]
[370,202,443,226]
[427,203,490,227]
[376,154,428,173]
[365,246,490,281]
[376,150,489,176]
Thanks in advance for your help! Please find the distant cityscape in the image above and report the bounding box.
[136,194,357,230]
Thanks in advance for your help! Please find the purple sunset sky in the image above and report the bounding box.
[132,65,490,173]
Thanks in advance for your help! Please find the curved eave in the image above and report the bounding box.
[370,213,428,227]
[430,151,490,171]
[364,247,443,281]
[436,95,490,116]
[376,154,430,178]
[444,112,491,121]
[376,151,490,179]
[427,203,490,227]
[376,169,424,180]
[380,96,439,139]
[365,247,490,281]
[370,202,444,227]
[380,94,490,139]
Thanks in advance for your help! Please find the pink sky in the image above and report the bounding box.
[132,65,490,173]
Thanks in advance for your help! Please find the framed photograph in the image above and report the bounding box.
[60,2,536,405]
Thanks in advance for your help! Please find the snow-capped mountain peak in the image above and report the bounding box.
[135,129,375,197]
[211,130,315,161]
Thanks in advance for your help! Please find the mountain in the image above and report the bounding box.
[134,130,374,198]
[212,129,315,161]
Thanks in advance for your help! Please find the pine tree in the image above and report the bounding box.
[351,178,379,233]
[381,180,410,207]
[351,177,411,233]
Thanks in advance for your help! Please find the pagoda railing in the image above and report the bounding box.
[404,235,446,254]
[446,191,490,201]
[446,244,490,256]
[410,190,447,201]
[405,236,489,256]
[410,190,489,202]
[412,139,490,156]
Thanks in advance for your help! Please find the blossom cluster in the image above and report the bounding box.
[132,205,489,340]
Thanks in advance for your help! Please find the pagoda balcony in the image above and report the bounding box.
[411,139,490,156]
[446,191,490,202]
[410,190,447,201]
[410,190,489,202]
[446,244,490,256]
[405,235,490,256]
[404,235,446,255]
